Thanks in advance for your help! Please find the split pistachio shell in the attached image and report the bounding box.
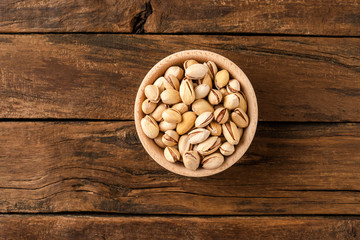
[172,103,188,114]
[208,89,223,105]
[223,93,240,110]
[214,70,229,89]
[195,112,214,128]
[185,64,208,80]
[207,121,222,136]
[214,107,229,124]
[164,74,180,90]
[231,108,249,128]
[142,99,157,114]
[176,111,196,135]
[227,79,241,93]
[164,66,184,80]
[179,78,196,105]
[188,128,211,144]
[195,84,210,99]
[184,60,198,69]
[145,85,160,103]
[141,115,159,139]
[162,130,179,147]
[159,121,177,132]
[204,61,218,79]
[183,151,200,170]
[191,99,214,116]
[154,132,167,148]
[196,136,221,155]
[162,108,182,123]
[160,89,181,105]
[222,121,241,145]
[164,146,181,163]
[219,142,235,156]
[153,77,165,92]
[178,135,193,156]
[201,153,224,169]
[199,73,213,89]
[151,103,168,122]
[237,91,248,113]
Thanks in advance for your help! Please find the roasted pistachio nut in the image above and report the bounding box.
[219,142,235,156]
[178,135,193,156]
[154,132,167,148]
[163,74,180,91]
[159,121,177,132]
[195,112,214,128]
[201,153,224,170]
[208,89,223,105]
[162,130,179,147]
[188,128,211,144]
[176,111,196,135]
[237,91,248,113]
[164,146,181,163]
[223,93,240,110]
[179,78,196,105]
[141,115,159,139]
[183,151,200,170]
[222,121,241,145]
[164,66,184,80]
[214,69,229,89]
[206,121,222,136]
[195,84,210,99]
[199,73,213,89]
[142,99,157,114]
[153,77,165,92]
[214,107,229,124]
[196,136,221,156]
[183,59,198,69]
[220,88,229,97]
[160,89,181,105]
[185,63,208,80]
[191,99,214,116]
[162,108,182,124]
[172,103,188,114]
[227,79,241,93]
[204,61,218,79]
[145,85,160,103]
[231,108,249,128]
[151,103,168,122]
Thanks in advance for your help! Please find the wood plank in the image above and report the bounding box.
[0,215,359,240]
[0,121,359,215]
[0,35,359,121]
[0,0,359,36]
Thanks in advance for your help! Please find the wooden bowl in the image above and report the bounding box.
[134,50,258,177]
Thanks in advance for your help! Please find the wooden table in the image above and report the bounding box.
[0,1,359,239]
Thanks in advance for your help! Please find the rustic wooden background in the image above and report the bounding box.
[0,0,359,239]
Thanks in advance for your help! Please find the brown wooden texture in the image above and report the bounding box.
[0,216,359,240]
[0,121,359,215]
[0,0,359,36]
[0,35,359,121]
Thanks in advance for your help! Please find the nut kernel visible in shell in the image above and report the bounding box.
[188,128,211,144]
[162,130,179,147]
[204,60,218,79]
[195,112,214,128]
[207,121,222,136]
[178,135,193,156]
[219,142,235,156]
[191,99,214,116]
[208,89,223,105]
[231,108,249,128]
[164,74,180,90]
[196,136,221,156]
[164,66,184,80]
[160,89,181,105]
[164,146,181,163]
[140,115,159,139]
[142,99,157,114]
[183,150,200,170]
[222,121,241,145]
[145,85,160,103]
[185,64,208,80]
[201,153,224,169]
[176,111,196,135]
[179,78,196,105]
[162,108,182,124]
[214,107,229,124]
[214,70,229,89]
[159,121,177,132]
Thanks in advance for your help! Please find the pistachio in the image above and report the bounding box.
[188,128,210,144]
[141,115,159,139]
[204,61,218,79]
[179,78,196,105]
[219,142,235,156]
[222,121,241,145]
[185,63,208,80]
[208,89,223,105]
[183,151,200,170]
[160,89,181,105]
[164,146,181,163]
[201,153,224,169]
[214,69,229,89]
[231,108,249,128]
[191,99,214,116]
[198,73,212,89]
[142,99,157,114]
[197,136,221,155]
[162,108,182,123]
[195,84,210,99]
[227,79,241,93]
[153,77,165,92]
[159,121,177,132]
[220,88,229,97]
[162,130,179,147]
[237,91,248,113]
[145,85,160,103]
[214,107,229,124]
[154,132,167,148]
[164,66,184,80]
[172,103,188,114]
[206,121,222,136]
[163,74,180,91]
[195,112,214,128]
[151,103,168,122]
[183,59,198,69]
[178,135,193,156]
[176,111,196,135]
[223,93,240,110]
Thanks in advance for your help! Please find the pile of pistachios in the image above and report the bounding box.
[140,60,249,171]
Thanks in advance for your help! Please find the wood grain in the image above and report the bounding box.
[0,35,359,121]
[0,121,359,215]
[0,0,359,36]
[1,215,359,240]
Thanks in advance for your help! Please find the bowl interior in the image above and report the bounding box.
[134,50,258,177]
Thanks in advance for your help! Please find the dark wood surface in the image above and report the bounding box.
[0,0,359,239]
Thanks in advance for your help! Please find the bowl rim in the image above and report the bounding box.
[134,50,258,177]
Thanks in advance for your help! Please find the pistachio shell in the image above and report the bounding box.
[154,133,167,148]
[153,77,165,92]
[206,121,222,136]
[162,108,182,124]
[195,84,210,99]
[179,78,196,105]
[198,73,213,89]
[142,99,157,114]
[172,103,189,114]
[214,70,229,89]
[164,66,184,80]
[183,59,198,69]
[164,147,181,163]
[185,64,208,80]
[151,103,168,122]
[140,115,159,139]
[178,135,193,156]
[237,91,248,113]
[159,121,177,132]
[188,128,211,144]
[195,112,214,128]
[204,61,218,79]
[214,107,229,124]
[219,142,235,156]
[196,136,221,155]
[223,93,240,110]
[220,88,229,97]
[208,89,223,105]
[222,121,241,145]
[145,85,160,103]
[231,108,249,128]
[160,89,181,105]
[227,79,241,93]
[191,99,214,116]
[183,151,200,170]
[176,111,196,135]
[162,130,179,147]
[164,74,180,90]
[201,153,224,169]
